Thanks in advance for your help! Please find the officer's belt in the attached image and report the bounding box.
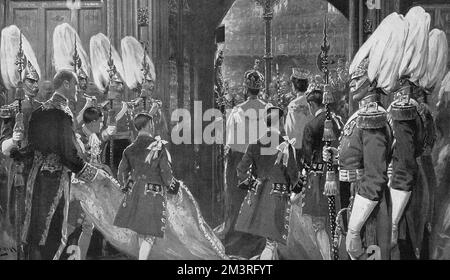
[339,169,364,182]
[308,163,325,174]
[144,183,164,197]
[270,183,290,197]
[40,152,63,173]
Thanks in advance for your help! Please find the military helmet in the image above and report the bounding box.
[1,25,41,90]
[350,58,369,81]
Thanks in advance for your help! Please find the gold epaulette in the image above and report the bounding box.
[0,101,19,119]
[388,99,418,121]
[356,102,387,129]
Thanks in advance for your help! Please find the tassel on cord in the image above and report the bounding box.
[322,83,338,260]
[322,87,338,197]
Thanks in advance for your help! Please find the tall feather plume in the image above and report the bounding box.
[53,23,90,76]
[0,25,41,90]
[90,33,125,92]
[368,13,408,92]
[121,36,156,89]
[349,26,377,76]
[399,6,430,84]
[438,71,450,107]
[419,29,448,90]
[349,13,408,92]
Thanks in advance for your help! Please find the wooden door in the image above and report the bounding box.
[5,0,107,80]
[419,3,450,67]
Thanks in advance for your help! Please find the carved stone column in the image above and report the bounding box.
[255,0,282,98]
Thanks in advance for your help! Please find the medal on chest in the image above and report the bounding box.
[343,119,356,137]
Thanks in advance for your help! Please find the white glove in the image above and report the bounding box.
[12,131,24,143]
[105,126,117,136]
[322,147,339,165]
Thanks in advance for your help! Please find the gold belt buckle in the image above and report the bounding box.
[271,183,289,197]
[145,183,163,197]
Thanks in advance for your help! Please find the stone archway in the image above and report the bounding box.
[221,0,350,96]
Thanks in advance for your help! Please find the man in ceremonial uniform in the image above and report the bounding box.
[328,61,394,260]
[301,86,342,260]
[217,61,268,258]
[285,68,313,167]
[394,21,447,259]
[91,33,133,175]
[386,8,435,260]
[324,13,408,259]
[235,106,299,260]
[0,26,42,236]
[18,70,110,260]
[121,36,168,140]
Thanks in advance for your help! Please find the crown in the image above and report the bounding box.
[25,61,39,81]
[351,58,369,80]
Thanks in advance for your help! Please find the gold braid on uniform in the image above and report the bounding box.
[388,102,417,121]
[357,102,387,129]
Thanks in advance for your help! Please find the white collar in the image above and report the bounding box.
[82,125,93,137]
[138,131,153,138]
[52,92,69,104]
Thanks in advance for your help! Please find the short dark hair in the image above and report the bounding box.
[306,90,324,106]
[134,114,153,131]
[265,107,284,127]
[83,107,103,124]
[53,70,77,90]
[292,77,309,92]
